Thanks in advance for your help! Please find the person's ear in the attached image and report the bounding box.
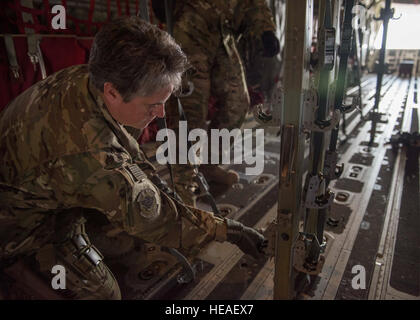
[103,82,123,105]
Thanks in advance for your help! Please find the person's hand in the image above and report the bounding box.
[225,218,267,259]
[261,31,280,57]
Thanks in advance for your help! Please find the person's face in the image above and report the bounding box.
[102,82,173,129]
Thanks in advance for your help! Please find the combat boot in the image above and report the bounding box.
[199,164,239,187]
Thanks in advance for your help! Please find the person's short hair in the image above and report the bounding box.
[89,16,187,102]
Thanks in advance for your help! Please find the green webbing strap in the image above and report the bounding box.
[156,117,177,193]
[164,0,174,36]
[165,1,221,216]
[137,1,177,194]
[138,0,150,21]
[324,0,332,28]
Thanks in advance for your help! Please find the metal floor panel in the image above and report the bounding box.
[124,75,419,300]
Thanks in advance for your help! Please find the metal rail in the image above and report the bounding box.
[369,76,419,300]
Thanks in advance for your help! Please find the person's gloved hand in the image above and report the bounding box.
[225,218,267,259]
[261,31,280,57]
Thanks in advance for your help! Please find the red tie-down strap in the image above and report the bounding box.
[1,0,158,144]
[0,36,90,111]
[138,120,159,145]
[0,0,147,111]
[4,0,140,37]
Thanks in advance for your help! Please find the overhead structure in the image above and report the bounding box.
[369,0,396,146]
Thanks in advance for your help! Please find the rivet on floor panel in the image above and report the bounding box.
[336,192,349,202]
[253,174,270,185]
[232,183,244,190]
[219,206,232,216]
[217,204,239,217]
[327,217,340,227]
[139,269,155,280]
[351,166,363,173]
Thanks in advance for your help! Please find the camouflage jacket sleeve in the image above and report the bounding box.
[234,0,276,42]
[0,64,226,251]
[31,148,226,250]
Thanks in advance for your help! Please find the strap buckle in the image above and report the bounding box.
[83,245,103,266]
[72,234,103,266]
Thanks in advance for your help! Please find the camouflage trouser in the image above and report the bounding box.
[0,209,121,300]
[208,43,250,131]
[167,38,249,132]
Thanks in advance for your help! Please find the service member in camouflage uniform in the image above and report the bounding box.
[235,0,281,103]
[151,0,279,205]
[0,17,266,300]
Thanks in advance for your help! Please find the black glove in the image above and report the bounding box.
[225,218,267,259]
[261,31,280,57]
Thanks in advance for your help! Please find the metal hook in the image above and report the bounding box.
[374,6,398,21]
[340,96,360,114]
[252,103,273,124]
[392,12,402,20]
[252,83,283,126]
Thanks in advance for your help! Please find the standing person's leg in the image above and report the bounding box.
[162,5,218,206]
[209,44,250,131]
[200,40,250,185]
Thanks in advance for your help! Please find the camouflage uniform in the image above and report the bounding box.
[0,65,227,299]
[235,0,280,96]
[163,0,277,203]
[167,0,276,130]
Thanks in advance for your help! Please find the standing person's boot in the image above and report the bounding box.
[199,164,239,187]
